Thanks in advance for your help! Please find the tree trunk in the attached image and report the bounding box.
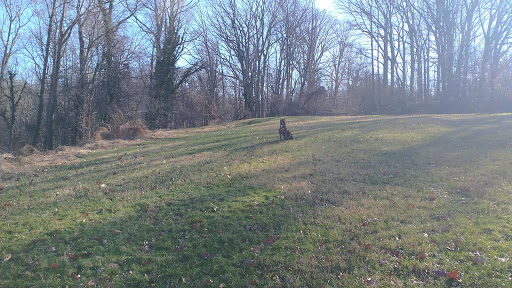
[43,0,76,150]
[382,16,389,87]
[43,48,63,150]
[33,0,57,147]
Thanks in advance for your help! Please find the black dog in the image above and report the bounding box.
[279,119,293,140]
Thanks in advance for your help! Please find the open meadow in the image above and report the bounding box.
[1,114,512,287]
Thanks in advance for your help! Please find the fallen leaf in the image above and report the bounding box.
[49,263,58,269]
[251,245,261,254]
[108,263,118,268]
[448,269,459,280]
[362,221,369,227]
[192,222,201,230]
[364,277,378,286]
[3,254,11,262]
[417,253,427,260]
[363,244,371,250]
[182,276,188,283]
[391,249,404,257]
[87,278,97,287]
[455,238,462,248]
[263,235,279,246]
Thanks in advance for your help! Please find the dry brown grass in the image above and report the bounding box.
[17,144,39,156]
[1,139,147,174]
[119,119,149,139]
[93,126,109,141]
[2,115,512,287]
[94,119,149,141]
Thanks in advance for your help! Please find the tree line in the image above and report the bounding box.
[341,0,512,113]
[0,0,511,152]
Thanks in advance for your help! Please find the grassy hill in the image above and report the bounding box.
[1,114,512,287]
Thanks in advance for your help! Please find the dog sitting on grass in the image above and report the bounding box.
[279,119,293,140]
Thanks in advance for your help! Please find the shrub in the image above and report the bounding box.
[17,144,39,156]
[119,119,149,139]
[93,119,148,142]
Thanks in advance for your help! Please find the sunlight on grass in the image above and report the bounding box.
[1,114,511,287]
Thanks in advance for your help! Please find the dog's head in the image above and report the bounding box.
[280,119,286,126]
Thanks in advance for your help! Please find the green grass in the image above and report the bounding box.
[1,114,512,287]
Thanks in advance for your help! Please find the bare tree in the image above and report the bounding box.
[43,0,78,150]
[269,0,308,115]
[74,0,101,143]
[294,6,333,112]
[455,0,478,100]
[194,10,222,124]
[31,0,57,147]
[96,0,136,121]
[0,71,27,150]
[339,0,400,110]
[477,0,512,97]
[0,0,30,151]
[209,0,280,119]
[326,23,352,110]
[135,0,202,128]
[0,0,29,82]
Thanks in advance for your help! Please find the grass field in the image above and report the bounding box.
[1,114,512,287]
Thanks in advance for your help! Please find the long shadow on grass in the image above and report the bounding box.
[2,114,511,287]
[257,114,512,198]
[1,179,303,287]
[219,114,512,286]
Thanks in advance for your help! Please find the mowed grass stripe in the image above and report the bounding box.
[1,114,511,287]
